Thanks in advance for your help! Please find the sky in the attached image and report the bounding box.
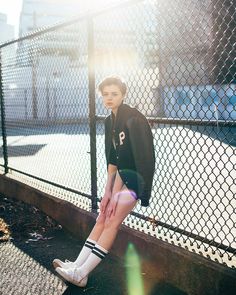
[0,0,23,36]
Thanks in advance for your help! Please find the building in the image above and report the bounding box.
[152,0,236,121]
[0,13,14,44]
[9,0,88,122]
[10,0,155,122]
[3,0,235,123]
[19,0,83,37]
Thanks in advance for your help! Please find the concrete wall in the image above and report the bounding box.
[0,174,235,295]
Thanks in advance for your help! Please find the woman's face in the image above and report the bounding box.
[101,84,125,114]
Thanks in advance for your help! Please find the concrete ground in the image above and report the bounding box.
[0,194,187,295]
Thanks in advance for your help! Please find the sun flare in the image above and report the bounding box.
[76,0,125,12]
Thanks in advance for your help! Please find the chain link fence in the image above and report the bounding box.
[0,0,235,268]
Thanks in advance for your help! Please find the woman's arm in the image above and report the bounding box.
[106,171,124,218]
[111,171,124,197]
[100,164,117,213]
[104,164,117,193]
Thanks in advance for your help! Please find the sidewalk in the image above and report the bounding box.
[0,194,186,295]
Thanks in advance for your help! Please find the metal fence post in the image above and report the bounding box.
[88,15,98,212]
[32,48,38,119]
[0,49,8,174]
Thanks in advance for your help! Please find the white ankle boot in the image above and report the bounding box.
[55,267,87,287]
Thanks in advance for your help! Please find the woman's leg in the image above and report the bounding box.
[77,187,137,277]
[75,186,136,267]
[96,187,137,250]
[71,209,108,266]
[71,212,107,266]
[53,206,107,269]
[87,211,106,241]
[55,186,137,286]
[86,169,130,244]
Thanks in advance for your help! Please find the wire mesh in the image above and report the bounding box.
[0,0,235,268]
[0,127,3,171]
[0,51,7,174]
[0,84,4,172]
[94,0,236,268]
[0,18,92,210]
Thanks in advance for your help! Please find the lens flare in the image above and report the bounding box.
[125,243,144,295]
[77,0,124,12]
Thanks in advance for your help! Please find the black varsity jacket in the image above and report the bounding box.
[105,103,155,207]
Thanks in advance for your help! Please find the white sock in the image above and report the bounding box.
[74,238,96,266]
[79,244,108,277]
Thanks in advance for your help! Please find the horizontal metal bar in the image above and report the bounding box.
[130,211,236,255]
[0,17,87,49]
[96,115,236,127]
[1,165,92,200]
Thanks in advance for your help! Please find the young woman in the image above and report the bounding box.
[53,76,155,287]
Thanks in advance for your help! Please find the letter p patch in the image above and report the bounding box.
[119,131,125,145]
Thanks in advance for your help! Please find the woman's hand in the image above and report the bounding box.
[100,191,111,214]
[106,192,119,218]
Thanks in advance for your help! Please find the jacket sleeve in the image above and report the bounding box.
[126,116,155,206]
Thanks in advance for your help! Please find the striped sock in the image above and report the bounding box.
[79,244,108,277]
[74,238,96,266]
[92,244,108,259]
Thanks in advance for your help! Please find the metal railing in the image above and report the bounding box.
[0,0,235,268]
